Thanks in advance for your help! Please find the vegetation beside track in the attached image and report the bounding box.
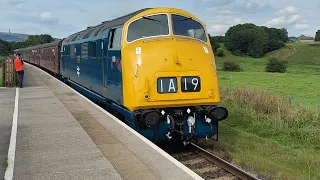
[210,42,320,180]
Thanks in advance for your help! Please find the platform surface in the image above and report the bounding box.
[0,88,16,179]
[0,63,202,180]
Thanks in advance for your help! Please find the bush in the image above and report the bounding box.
[216,48,224,57]
[224,24,288,58]
[265,58,288,73]
[222,61,242,72]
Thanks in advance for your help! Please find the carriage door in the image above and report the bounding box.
[102,36,110,88]
[106,26,123,103]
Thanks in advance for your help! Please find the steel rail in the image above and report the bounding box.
[189,142,260,180]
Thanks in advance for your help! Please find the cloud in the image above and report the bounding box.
[40,12,58,24]
[6,11,58,25]
[1,0,319,38]
[266,14,300,26]
[295,24,309,29]
[205,15,243,34]
[217,1,274,14]
[264,5,311,33]
[198,0,236,7]
[195,0,275,35]
[275,6,299,16]
[0,0,24,6]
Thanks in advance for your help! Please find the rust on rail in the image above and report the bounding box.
[190,142,260,180]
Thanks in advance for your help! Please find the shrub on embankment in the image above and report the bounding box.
[213,87,320,180]
[221,87,319,147]
[265,58,288,73]
[222,61,242,72]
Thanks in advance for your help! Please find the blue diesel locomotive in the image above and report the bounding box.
[15,8,228,143]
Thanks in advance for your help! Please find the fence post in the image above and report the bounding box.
[1,57,18,87]
[1,58,4,86]
[2,58,6,87]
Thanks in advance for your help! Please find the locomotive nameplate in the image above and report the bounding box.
[157,77,178,93]
[181,76,201,92]
[157,76,201,93]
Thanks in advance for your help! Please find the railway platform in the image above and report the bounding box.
[0,63,202,180]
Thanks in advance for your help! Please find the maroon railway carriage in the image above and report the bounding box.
[17,39,63,75]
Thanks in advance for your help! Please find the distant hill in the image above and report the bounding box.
[0,32,30,42]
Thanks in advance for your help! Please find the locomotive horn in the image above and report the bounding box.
[206,106,228,122]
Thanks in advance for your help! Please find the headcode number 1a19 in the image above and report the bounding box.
[181,77,201,92]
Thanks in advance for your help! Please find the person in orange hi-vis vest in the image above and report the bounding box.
[13,53,24,88]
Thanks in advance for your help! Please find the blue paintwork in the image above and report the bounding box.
[58,24,218,142]
[60,27,124,105]
[17,8,221,143]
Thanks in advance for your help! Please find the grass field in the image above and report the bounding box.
[215,42,320,107]
[209,42,320,180]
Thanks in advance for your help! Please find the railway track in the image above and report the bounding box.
[161,142,260,180]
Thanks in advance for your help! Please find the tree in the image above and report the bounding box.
[315,30,320,42]
[208,34,221,53]
[216,48,224,57]
[225,23,288,58]
[225,23,269,58]
[10,34,55,52]
[262,27,286,52]
[0,39,12,56]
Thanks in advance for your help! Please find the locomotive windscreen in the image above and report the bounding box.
[171,14,207,42]
[127,14,169,42]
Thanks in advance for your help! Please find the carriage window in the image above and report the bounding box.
[109,27,123,50]
[171,14,207,42]
[127,14,169,42]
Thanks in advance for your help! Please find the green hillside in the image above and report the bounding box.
[209,42,320,180]
[216,42,320,107]
[0,32,29,42]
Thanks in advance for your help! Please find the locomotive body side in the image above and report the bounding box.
[59,9,150,107]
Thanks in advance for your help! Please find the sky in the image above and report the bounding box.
[0,0,319,38]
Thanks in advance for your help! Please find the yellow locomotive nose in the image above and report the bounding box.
[122,37,220,111]
[121,10,221,111]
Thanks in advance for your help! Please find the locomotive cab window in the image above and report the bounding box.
[127,14,169,42]
[171,14,207,42]
[109,27,123,50]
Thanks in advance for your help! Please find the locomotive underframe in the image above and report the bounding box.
[133,105,228,142]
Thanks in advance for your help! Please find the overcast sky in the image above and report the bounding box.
[0,0,319,38]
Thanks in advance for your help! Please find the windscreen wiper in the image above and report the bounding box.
[142,16,161,22]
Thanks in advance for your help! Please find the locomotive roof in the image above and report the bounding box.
[14,8,152,52]
[62,8,153,45]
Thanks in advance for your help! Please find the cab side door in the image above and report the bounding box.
[106,26,124,104]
